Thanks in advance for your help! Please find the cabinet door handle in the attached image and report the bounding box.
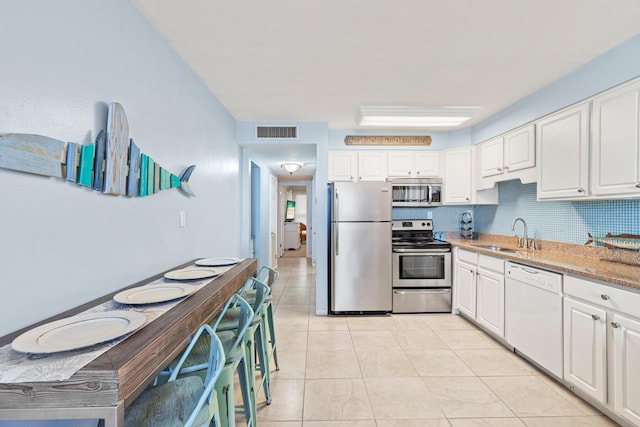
[497,168,502,172]
[504,166,509,171]
[577,188,585,193]
[592,314,600,321]
[416,171,420,175]
[636,183,640,188]
[611,322,620,328]
[601,294,610,300]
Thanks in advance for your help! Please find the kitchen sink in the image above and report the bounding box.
[470,244,519,253]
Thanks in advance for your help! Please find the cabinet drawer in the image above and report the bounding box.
[457,248,478,264]
[478,254,504,273]
[564,275,640,317]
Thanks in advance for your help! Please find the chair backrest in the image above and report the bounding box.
[169,324,225,427]
[256,265,279,287]
[211,294,254,357]
[240,277,270,313]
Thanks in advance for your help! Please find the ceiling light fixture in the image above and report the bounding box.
[356,106,476,128]
[281,162,303,174]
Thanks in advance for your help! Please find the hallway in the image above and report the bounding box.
[254,257,616,426]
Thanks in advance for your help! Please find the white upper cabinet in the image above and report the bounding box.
[477,125,536,190]
[537,102,590,199]
[328,150,387,182]
[444,147,473,204]
[387,151,413,177]
[444,147,498,205]
[591,79,640,197]
[414,151,441,176]
[328,151,358,181]
[387,151,440,178]
[357,151,387,181]
[479,137,504,178]
[504,125,536,173]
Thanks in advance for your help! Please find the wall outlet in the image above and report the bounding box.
[179,211,186,228]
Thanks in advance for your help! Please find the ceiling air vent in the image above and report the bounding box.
[256,126,298,139]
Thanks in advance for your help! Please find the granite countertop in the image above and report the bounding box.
[447,234,640,292]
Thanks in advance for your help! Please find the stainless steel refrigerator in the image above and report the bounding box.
[329,181,392,313]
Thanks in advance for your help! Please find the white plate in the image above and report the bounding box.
[164,267,220,281]
[195,257,242,267]
[11,311,146,354]
[113,283,196,305]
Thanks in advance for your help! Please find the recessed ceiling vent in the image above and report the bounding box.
[256,126,298,139]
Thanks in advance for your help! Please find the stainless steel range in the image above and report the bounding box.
[392,219,452,313]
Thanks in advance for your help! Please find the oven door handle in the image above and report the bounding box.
[392,248,451,253]
[393,289,451,295]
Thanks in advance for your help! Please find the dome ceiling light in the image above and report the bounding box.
[281,162,303,174]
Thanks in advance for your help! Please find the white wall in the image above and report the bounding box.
[0,0,242,337]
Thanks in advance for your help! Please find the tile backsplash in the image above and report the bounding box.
[475,180,640,244]
[393,180,640,245]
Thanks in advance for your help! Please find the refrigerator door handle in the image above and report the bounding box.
[335,223,339,256]
[334,188,339,222]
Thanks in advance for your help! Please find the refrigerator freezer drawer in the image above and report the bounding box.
[331,221,392,313]
[392,288,451,313]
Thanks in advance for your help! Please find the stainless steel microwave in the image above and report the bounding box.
[390,178,443,207]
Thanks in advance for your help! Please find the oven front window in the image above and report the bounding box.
[398,254,446,280]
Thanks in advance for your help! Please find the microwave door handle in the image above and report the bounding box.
[427,185,432,203]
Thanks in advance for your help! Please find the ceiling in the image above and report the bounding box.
[132,0,640,177]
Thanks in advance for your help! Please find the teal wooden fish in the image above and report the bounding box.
[0,103,195,197]
[585,233,640,251]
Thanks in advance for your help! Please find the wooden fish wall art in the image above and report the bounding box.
[0,102,196,197]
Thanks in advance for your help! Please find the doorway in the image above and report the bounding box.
[280,182,311,258]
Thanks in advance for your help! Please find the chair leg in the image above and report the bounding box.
[215,367,235,427]
[237,355,255,427]
[266,302,279,371]
[254,319,271,404]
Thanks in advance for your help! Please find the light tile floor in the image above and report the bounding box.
[249,257,619,427]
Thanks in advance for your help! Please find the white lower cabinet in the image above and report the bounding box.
[454,248,478,318]
[563,275,640,426]
[612,313,640,425]
[563,296,607,403]
[455,260,477,318]
[476,260,505,337]
[454,249,504,338]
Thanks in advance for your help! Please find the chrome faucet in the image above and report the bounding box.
[512,217,528,249]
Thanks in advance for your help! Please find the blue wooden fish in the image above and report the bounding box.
[0,103,195,197]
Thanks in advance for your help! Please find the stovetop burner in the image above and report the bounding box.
[392,219,451,251]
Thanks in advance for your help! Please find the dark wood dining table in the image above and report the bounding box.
[0,258,257,426]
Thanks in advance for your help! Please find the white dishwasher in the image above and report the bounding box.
[505,261,563,378]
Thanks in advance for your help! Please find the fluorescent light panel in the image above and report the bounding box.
[356,106,476,127]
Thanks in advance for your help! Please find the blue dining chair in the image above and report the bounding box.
[125,323,225,427]
[253,266,280,372]
[175,294,255,427]
[216,277,271,419]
